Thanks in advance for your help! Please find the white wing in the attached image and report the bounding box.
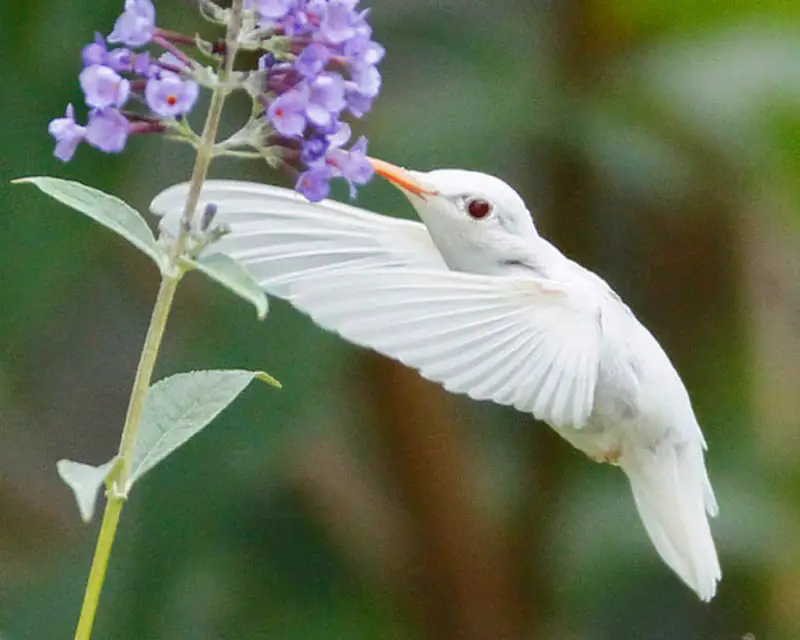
[150,180,447,296]
[288,269,600,427]
[150,181,604,428]
[287,269,602,429]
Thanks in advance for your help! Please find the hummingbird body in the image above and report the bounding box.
[152,162,721,601]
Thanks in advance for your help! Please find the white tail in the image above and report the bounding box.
[621,443,721,601]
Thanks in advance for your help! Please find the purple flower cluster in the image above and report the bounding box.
[49,0,199,161]
[48,0,384,202]
[252,0,384,200]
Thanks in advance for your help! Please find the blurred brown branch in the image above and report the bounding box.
[362,354,524,640]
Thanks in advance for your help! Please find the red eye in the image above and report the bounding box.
[467,198,492,219]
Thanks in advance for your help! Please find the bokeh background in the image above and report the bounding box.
[2,1,800,638]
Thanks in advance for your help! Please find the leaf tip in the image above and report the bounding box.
[193,253,269,320]
[57,457,116,523]
[256,297,269,320]
[255,371,282,388]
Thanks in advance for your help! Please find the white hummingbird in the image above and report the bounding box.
[151,158,721,600]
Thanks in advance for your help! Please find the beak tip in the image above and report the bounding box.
[368,156,437,198]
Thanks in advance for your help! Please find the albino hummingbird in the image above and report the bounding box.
[151,158,721,600]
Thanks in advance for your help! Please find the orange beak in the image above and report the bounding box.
[368,157,438,198]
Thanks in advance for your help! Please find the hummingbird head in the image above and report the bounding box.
[369,158,540,274]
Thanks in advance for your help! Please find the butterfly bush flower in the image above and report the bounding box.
[108,0,157,47]
[80,65,131,109]
[48,105,86,162]
[49,0,384,201]
[252,0,384,199]
[145,73,200,117]
[85,109,132,152]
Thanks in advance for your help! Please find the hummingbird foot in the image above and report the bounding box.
[593,446,622,465]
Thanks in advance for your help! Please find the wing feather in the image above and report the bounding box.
[458,325,540,398]
[430,318,532,388]
[492,333,545,403]
[286,270,603,428]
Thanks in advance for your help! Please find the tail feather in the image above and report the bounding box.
[621,443,721,601]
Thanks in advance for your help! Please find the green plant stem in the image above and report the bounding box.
[117,275,181,486]
[72,4,246,638]
[173,0,244,256]
[73,496,123,640]
[73,274,179,640]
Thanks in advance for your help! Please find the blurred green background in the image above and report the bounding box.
[2,0,800,638]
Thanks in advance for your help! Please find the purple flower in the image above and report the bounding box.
[268,86,309,136]
[248,0,295,19]
[79,64,131,109]
[82,33,109,66]
[145,73,199,117]
[350,63,380,98]
[132,51,151,75]
[108,0,156,47]
[324,127,372,197]
[295,124,373,200]
[259,53,277,71]
[305,73,346,128]
[82,33,138,73]
[294,43,330,79]
[344,82,372,118]
[343,33,385,68]
[296,165,334,201]
[300,135,329,165]
[318,1,358,45]
[338,135,373,190]
[85,109,130,153]
[282,9,311,36]
[352,7,373,39]
[48,104,86,162]
[326,120,351,149]
[108,48,134,72]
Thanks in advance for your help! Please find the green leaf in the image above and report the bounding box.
[186,252,269,320]
[56,458,117,523]
[128,369,279,489]
[13,176,164,268]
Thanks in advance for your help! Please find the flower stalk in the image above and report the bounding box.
[172,0,243,260]
[73,496,123,640]
[114,274,181,489]
[72,4,245,638]
[74,275,179,640]
[49,0,384,636]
